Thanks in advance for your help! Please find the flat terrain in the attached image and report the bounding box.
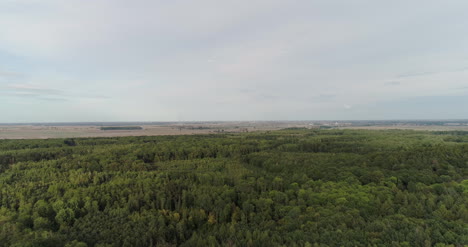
[2,120,468,139]
[0,123,287,139]
[340,125,468,131]
[0,125,213,139]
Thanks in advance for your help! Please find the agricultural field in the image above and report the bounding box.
[0,122,290,139]
[2,121,468,140]
[0,129,466,246]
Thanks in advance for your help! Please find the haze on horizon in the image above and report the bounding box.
[1,0,468,123]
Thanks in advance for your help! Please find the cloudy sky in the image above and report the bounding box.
[1,0,467,122]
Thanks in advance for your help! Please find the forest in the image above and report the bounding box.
[0,129,466,246]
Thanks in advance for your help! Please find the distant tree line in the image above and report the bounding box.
[100,126,143,131]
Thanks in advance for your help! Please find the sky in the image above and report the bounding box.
[0,0,468,122]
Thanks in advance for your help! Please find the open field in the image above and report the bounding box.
[0,122,292,139]
[1,120,468,139]
[339,125,468,131]
[0,125,211,139]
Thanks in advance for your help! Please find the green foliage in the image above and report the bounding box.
[0,129,466,246]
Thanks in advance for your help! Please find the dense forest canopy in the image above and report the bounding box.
[0,129,467,246]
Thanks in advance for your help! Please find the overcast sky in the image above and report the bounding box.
[1,0,468,122]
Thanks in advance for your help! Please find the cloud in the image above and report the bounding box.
[1,83,109,102]
[1,0,468,121]
[396,71,438,78]
[396,66,468,79]
[0,84,67,102]
[319,94,336,100]
[384,81,401,86]
[0,70,22,77]
[7,84,64,96]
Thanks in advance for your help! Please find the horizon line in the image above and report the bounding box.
[1,119,468,125]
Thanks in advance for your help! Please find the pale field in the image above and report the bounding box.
[339,125,468,131]
[0,126,206,139]
[0,123,287,139]
[1,123,467,140]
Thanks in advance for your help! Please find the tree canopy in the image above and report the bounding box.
[0,129,467,246]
